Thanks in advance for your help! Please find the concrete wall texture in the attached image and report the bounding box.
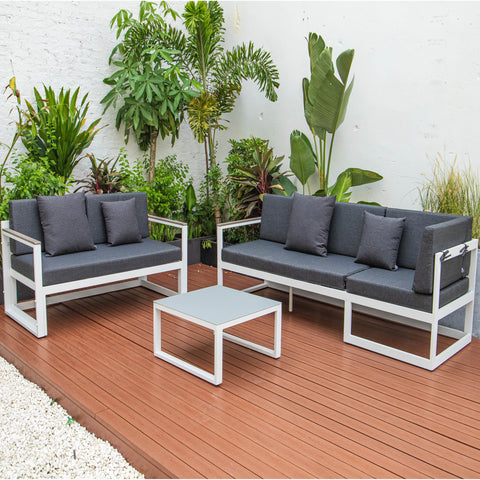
[1,1,480,208]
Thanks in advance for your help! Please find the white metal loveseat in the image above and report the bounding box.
[1,192,187,338]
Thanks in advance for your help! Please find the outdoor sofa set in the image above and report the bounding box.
[1,191,477,370]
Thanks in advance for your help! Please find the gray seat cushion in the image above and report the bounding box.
[346,267,469,312]
[259,194,293,244]
[222,239,369,290]
[328,202,386,257]
[86,192,149,244]
[11,239,181,286]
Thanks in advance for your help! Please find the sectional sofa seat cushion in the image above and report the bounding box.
[85,192,150,244]
[345,267,469,312]
[222,239,369,290]
[11,239,181,287]
[355,212,405,270]
[101,198,142,246]
[259,194,293,244]
[285,193,336,256]
[36,192,95,256]
[327,202,386,257]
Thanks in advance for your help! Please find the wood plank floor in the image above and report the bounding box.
[1,264,480,478]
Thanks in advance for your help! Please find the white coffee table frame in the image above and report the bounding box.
[153,286,282,385]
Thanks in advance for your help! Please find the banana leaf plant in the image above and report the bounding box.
[290,33,382,201]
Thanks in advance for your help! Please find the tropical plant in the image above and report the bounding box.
[419,153,480,239]
[0,154,69,220]
[1,78,32,194]
[120,154,190,240]
[289,33,382,201]
[229,139,291,217]
[20,85,103,182]
[102,1,201,181]
[158,1,280,222]
[75,151,125,194]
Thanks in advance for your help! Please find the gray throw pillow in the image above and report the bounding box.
[101,198,142,246]
[355,211,405,270]
[284,193,336,256]
[36,192,96,256]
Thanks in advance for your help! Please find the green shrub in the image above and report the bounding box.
[120,154,189,241]
[419,153,480,239]
[0,154,70,220]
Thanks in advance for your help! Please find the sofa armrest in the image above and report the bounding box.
[148,215,187,229]
[1,226,41,248]
[217,217,261,231]
[413,216,474,294]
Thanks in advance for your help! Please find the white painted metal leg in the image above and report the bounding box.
[429,321,439,360]
[35,291,48,338]
[223,306,282,359]
[213,328,223,385]
[343,299,353,342]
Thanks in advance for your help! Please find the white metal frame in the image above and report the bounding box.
[153,298,281,385]
[1,215,188,338]
[217,218,478,370]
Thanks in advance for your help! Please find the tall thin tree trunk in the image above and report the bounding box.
[149,130,158,183]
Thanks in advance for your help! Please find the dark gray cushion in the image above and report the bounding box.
[36,193,95,256]
[413,216,472,294]
[346,267,469,313]
[328,202,386,256]
[101,198,142,246]
[259,194,293,244]
[285,193,336,256]
[355,212,405,270]
[386,208,454,269]
[11,239,181,286]
[9,199,44,255]
[86,192,149,244]
[222,239,369,290]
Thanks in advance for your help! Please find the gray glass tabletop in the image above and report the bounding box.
[154,285,281,325]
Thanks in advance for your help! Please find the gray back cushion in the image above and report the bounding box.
[328,202,386,257]
[259,194,293,244]
[386,208,454,269]
[85,192,149,244]
[413,216,472,294]
[9,199,44,255]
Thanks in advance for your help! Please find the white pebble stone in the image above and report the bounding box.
[0,356,144,479]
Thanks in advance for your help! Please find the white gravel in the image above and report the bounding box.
[0,355,144,479]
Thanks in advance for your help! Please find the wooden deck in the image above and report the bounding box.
[1,264,480,478]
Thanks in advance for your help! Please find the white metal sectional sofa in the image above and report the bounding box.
[1,192,187,338]
[217,193,478,370]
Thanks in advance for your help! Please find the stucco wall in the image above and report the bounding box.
[1,1,479,208]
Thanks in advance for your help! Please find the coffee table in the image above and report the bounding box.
[153,285,282,385]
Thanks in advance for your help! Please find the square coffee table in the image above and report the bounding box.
[153,285,282,385]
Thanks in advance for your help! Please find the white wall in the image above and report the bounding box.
[1,1,479,209]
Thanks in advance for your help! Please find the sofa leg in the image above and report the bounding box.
[35,292,48,338]
[288,286,293,312]
[343,299,353,343]
[178,267,187,294]
[217,264,223,286]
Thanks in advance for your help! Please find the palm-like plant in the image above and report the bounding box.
[21,85,102,182]
[102,2,201,182]
[163,1,280,222]
[229,140,288,218]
